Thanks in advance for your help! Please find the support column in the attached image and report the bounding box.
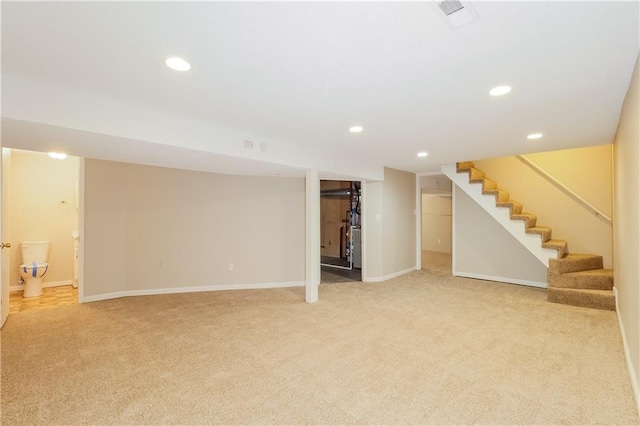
[305,170,320,303]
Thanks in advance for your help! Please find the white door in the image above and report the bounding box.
[1,148,11,327]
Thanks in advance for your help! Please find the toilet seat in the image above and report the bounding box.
[20,262,49,278]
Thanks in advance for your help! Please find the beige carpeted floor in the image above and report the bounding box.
[1,252,638,425]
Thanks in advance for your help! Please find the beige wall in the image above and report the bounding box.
[363,180,384,279]
[613,52,640,407]
[9,149,78,287]
[382,167,416,277]
[474,144,613,268]
[421,195,452,254]
[83,159,305,298]
[454,188,548,285]
[363,168,417,281]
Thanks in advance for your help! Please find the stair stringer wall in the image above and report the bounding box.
[442,163,557,268]
[453,187,548,287]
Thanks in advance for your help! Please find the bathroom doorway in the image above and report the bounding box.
[320,180,362,283]
[3,148,81,314]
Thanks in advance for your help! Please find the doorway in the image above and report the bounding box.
[3,148,81,315]
[419,174,453,273]
[320,180,362,283]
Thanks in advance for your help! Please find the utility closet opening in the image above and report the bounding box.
[320,180,362,283]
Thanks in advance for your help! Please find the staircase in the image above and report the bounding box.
[451,161,614,311]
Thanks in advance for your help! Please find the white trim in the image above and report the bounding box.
[364,266,417,283]
[361,180,367,284]
[452,185,457,276]
[442,163,554,268]
[80,281,305,303]
[10,279,73,292]
[305,170,320,303]
[613,287,640,418]
[78,158,85,303]
[454,271,547,289]
[415,174,422,271]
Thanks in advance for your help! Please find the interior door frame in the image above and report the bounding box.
[1,147,10,327]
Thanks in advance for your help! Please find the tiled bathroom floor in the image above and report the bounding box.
[9,285,78,314]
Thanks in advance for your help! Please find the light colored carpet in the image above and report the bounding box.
[1,252,638,425]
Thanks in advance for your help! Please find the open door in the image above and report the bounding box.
[1,148,11,327]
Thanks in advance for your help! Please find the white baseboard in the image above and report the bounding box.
[454,271,547,289]
[364,266,417,283]
[613,287,640,418]
[81,281,305,303]
[10,280,73,292]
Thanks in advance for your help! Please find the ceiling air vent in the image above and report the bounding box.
[433,0,480,30]
[438,0,464,16]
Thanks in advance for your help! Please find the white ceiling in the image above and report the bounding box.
[2,1,638,179]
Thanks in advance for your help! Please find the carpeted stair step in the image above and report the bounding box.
[481,179,498,191]
[457,161,475,171]
[466,168,486,182]
[548,253,603,275]
[496,200,523,215]
[525,226,552,242]
[541,239,569,259]
[511,212,537,228]
[483,188,510,202]
[549,269,613,290]
[548,287,615,311]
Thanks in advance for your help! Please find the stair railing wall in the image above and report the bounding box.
[469,150,613,268]
[517,155,613,225]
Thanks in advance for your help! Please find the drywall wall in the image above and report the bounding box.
[421,195,452,254]
[382,167,416,278]
[363,180,384,280]
[83,159,305,298]
[613,52,639,412]
[454,187,548,286]
[474,145,613,268]
[363,168,417,281]
[9,149,79,287]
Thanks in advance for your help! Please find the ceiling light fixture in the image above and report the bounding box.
[349,126,363,133]
[48,152,68,160]
[165,57,191,72]
[489,85,512,96]
[417,152,429,158]
[527,133,543,140]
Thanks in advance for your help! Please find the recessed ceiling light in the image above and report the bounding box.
[527,133,543,140]
[349,126,363,133]
[417,152,429,158]
[489,85,512,96]
[48,152,67,160]
[165,57,191,72]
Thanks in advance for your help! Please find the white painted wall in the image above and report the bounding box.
[454,187,548,287]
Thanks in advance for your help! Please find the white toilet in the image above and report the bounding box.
[19,241,50,298]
